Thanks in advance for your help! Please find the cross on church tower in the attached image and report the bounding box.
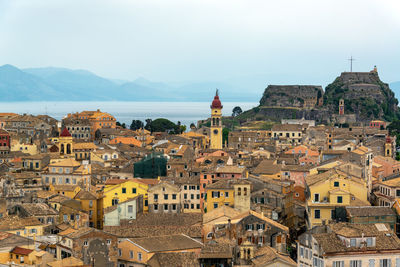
[348,56,355,72]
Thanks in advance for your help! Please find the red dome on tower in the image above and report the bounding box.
[60,127,72,137]
[386,136,391,143]
[211,90,223,109]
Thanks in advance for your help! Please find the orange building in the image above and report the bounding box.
[67,109,116,138]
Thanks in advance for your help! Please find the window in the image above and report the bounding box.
[213,203,218,209]
[164,204,168,211]
[246,224,254,231]
[333,261,344,267]
[300,247,304,258]
[107,239,111,245]
[380,259,391,267]
[128,205,133,213]
[334,181,339,187]
[184,185,187,190]
[164,194,168,200]
[244,187,247,196]
[132,188,137,194]
[172,194,177,200]
[191,194,194,199]
[84,241,88,246]
[337,196,343,203]
[396,259,400,267]
[118,249,122,257]
[212,191,220,198]
[184,193,187,199]
[172,204,177,210]
[197,204,200,209]
[154,194,158,200]
[129,250,134,259]
[122,188,126,194]
[154,204,158,211]
[314,193,319,202]
[89,200,93,208]
[138,252,142,261]
[350,260,361,267]
[225,192,229,197]
[367,237,373,247]
[369,259,375,267]
[314,210,320,219]
[350,238,356,247]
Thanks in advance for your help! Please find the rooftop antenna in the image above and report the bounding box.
[216,88,219,96]
[348,56,355,72]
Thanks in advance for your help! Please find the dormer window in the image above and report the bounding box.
[350,238,356,247]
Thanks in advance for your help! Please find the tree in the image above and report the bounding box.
[144,119,153,131]
[130,120,144,130]
[232,106,243,117]
[190,123,196,129]
[222,128,230,146]
[180,125,187,133]
[145,118,181,134]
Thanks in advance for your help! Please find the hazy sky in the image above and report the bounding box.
[1,0,399,88]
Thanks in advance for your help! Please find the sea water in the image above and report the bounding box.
[0,101,258,127]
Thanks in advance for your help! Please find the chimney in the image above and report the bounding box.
[228,219,232,239]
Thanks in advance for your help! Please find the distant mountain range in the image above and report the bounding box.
[0,64,260,102]
[0,64,398,103]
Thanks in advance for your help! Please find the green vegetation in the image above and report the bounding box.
[144,118,183,134]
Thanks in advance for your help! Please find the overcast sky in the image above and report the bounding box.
[0,0,399,88]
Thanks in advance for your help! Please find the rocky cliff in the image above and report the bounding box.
[324,70,399,121]
[259,85,323,108]
[239,69,399,123]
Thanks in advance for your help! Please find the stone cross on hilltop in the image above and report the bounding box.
[348,56,355,72]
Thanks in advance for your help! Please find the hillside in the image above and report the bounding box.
[324,70,399,121]
[238,69,400,123]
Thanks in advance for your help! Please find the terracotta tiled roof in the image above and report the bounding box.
[148,252,199,267]
[11,246,33,255]
[128,234,203,252]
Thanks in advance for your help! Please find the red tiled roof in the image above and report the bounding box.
[60,127,72,137]
[11,246,33,255]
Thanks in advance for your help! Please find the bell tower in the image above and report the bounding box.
[59,127,73,158]
[339,99,344,115]
[210,90,223,149]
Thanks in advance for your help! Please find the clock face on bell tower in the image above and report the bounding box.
[210,90,223,150]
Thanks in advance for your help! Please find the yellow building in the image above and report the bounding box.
[205,179,251,213]
[0,216,45,239]
[49,184,81,199]
[74,190,103,229]
[10,141,38,155]
[210,90,223,150]
[305,169,369,228]
[103,178,159,212]
[117,235,202,266]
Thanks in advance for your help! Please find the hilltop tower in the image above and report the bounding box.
[210,90,223,149]
[385,136,393,158]
[59,127,73,157]
[339,99,344,115]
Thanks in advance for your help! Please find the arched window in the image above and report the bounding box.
[244,187,247,196]
[212,118,216,126]
[238,187,241,196]
[60,144,64,154]
[216,118,220,126]
[66,144,71,154]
